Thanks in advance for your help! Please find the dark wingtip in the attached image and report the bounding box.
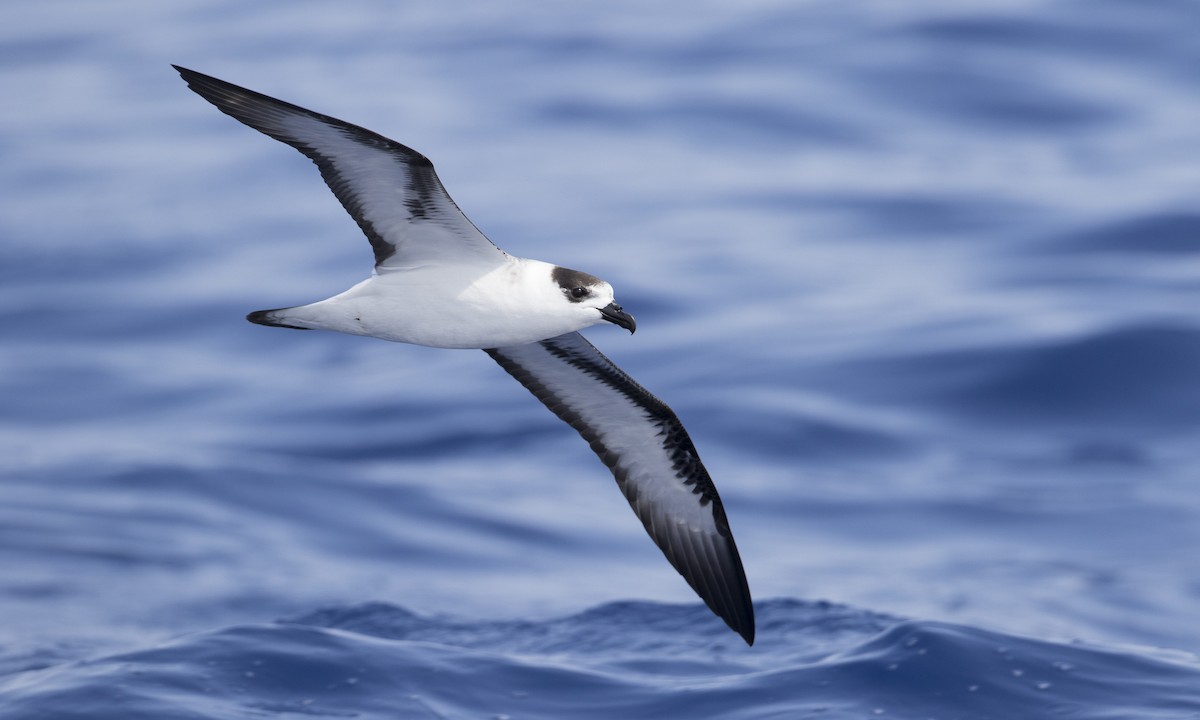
[738,618,755,646]
[172,64,200,81]
[720,591,754,645]
[247,309,308,330]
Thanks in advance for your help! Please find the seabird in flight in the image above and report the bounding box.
[174,65,754,645]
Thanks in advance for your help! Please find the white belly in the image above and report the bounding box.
[269,263,602,349]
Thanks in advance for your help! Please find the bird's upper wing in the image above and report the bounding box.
[174,66,507,270]
[486,332,754,644]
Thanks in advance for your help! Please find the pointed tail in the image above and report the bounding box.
[246,308,310,330]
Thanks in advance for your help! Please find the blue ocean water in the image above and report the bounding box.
[3,1,1200,717]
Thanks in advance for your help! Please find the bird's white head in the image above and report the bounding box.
[550,265,636,334]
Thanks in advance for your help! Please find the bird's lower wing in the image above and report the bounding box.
[485,332,754,644]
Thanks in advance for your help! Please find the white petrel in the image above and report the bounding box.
[175,66,754,645]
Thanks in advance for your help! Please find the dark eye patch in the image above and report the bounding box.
[552,266,604,303]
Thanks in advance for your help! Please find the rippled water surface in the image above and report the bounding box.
[3,1,1200,717]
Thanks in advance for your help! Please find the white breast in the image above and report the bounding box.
[270,259,600,349]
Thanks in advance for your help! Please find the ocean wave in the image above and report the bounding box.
[2,600,1197,719]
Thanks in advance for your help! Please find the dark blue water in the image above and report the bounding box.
[4,1,1200,717]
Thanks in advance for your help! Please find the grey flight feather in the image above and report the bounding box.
[486,332,754,645]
